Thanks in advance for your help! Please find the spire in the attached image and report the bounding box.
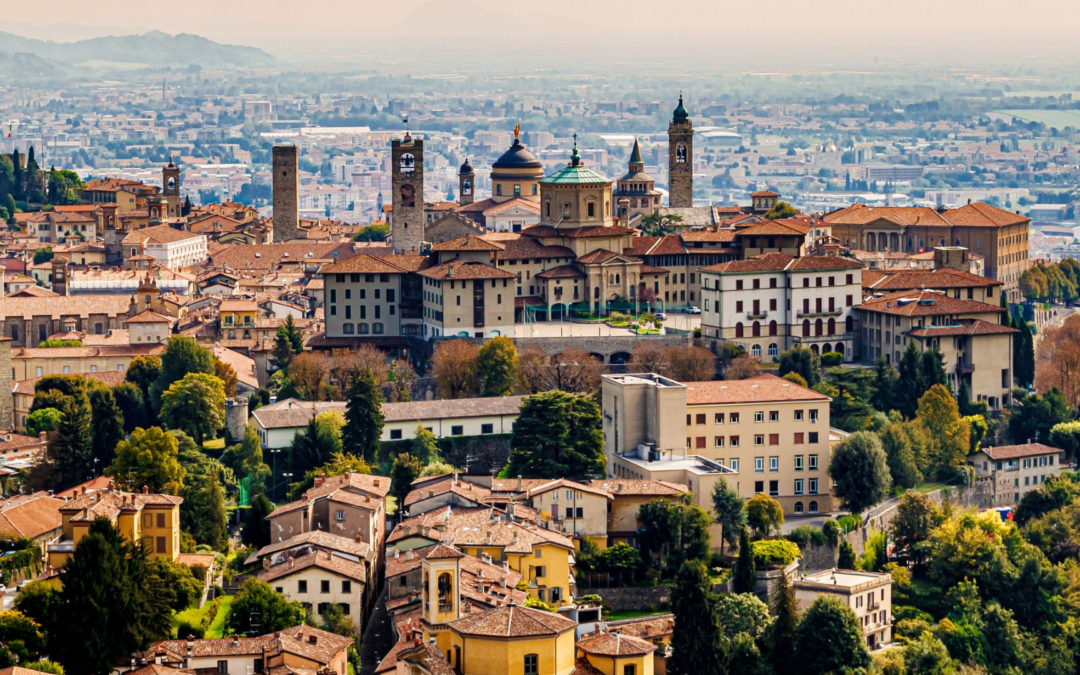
[629,137,643,165]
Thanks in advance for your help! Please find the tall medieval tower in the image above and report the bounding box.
[162,160,182,218]
[667,95,694,207]
[272,145,300,243]
[391,132,424,254]
[458,158,475,206]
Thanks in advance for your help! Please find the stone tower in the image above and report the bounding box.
[458,158,475,207]
[272,145,300,243]
[162,160,182,218]
[391,132,424,254]
[0,338,11,429]
[224,397,249,443]
[667,94,694,207]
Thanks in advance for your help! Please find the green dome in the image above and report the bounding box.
[673,94,689,122]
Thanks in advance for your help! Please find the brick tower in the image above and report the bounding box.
[162,160,182,218]
[272,145,300,243]
[667,94,694,207]
[391,132,424,254]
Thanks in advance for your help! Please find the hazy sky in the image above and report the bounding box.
[3,0,1080,67]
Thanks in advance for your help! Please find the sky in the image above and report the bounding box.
[2,0,1080,68]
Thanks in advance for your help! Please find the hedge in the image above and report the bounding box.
[751,539,801,569]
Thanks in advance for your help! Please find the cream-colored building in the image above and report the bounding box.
[794,568,893,648]
[602,373,837,516]
[857,289,1016,409]
[699,253,864,362]
[524,479,612,550]
[967,443,1063,506]
[259,549,367,630]
[321,253,426,340]
[122,225,208,270]
[419,259,516,339]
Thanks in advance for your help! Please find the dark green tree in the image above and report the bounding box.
[668,560,724,675]
[794,596,871,675]
[112,382,149,433]
[225,579,306,636]
[271,316,304,371]
[57,519,172,675]
[732,526,756,594]
[872,357,899,412]
[837,540,857,569]
[896,340,926,418]
[1008,389,1071,445]
[152,337,214,410]
[1016,319,1036,388]
[288,415,341,476]
[711,479,745,557]
[51,392,94,488]
[88,386,124,469]
[342,370,384,462]
[778,346,821,387]
[390,453,423,508]
[508,390,604,479]
[766,571,799,675]
[828,431,891,513]
[638,499,712,577]
[242,493,275,548]
[188,470,228,550]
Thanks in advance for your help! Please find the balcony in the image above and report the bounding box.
[797,308,843,318]
[958,362,975,374]
[746,310,768,320]
[792,332,855,344]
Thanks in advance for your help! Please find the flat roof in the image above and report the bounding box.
[615,453,736,476]
[796,568,891,593]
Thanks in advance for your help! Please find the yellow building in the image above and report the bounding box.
[575,628,656,675]
[583,480,688,548]
[47,485,182,570]
[388,505,576,607]
[220,299,259,328]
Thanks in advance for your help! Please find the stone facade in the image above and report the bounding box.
[162,162,182,218]
[391,134,424,254]
[272,145,300,243]
[225,397,249,443]
[0,339,12,429]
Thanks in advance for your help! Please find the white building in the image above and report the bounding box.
[122,225,208,270]
[699,253,864,361]
[967,443,1064,506]
[794,568,893,649]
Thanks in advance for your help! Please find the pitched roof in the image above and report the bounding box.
[245,529,371,565]
[576,630,657,656]
[536,265,586,279]
[684,374,830,405]
[418,259,517,281]
[430,235,505,253]
[858,290,1004,317]
[387,505,574,553]
[824,202,1029,229]
[404,475,493,508]
[0,492,63,538]
[320,254,412,275]
[906,318,1017,338]
[493,238,576,261]
[863,267,1001,291]
[577,249,639,265]
[584,479,687,496]
[0,295,130,320]
[977,443,1062,460]
[122,225,202,245]
[258,549,367,583]
[526,478,612,500]
[449,603,577,637]
[126,310,172,324]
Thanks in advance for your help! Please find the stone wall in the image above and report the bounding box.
[0,339,11,429]
[581,586,672,613]
[799,543,839,573]
[513,334,690,363]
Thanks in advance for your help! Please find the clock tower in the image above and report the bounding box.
[667,94,694,207]
[391,130,424,254]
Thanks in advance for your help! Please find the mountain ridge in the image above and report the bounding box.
[0,30,275,69]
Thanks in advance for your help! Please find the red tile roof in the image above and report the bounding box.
[858,290,1004,317]
[684,374,830,405]
[978,443,1061,460]
[418,259,517,281]
[449,603,576,637]
[906,319,1017,337]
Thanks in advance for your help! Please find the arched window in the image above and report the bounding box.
[794,501,804,514]
[828,318,836,335]
[768,343,779,358]
[802,319,810,337]
[808,501,818,513]
[815,319,823,336]
[676,145,687,163]
[752,321,761,337]
[836,343,846,359]
[769,320,777,336]
[343,323,355,335]
[563,203,571,219]
[373,323,385,334]
[358,323,370,334]
[751,344,761,358]
[735,322,744,338]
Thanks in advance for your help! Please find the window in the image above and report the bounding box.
[754,481,764,494]
[157,514,165,528]
[155,537,166,553]
[809,454,819,470]
[754,411,765,423]
[769,434,779,445]
[321,580,330,593]
[755,457,764,472]
[217,662,228,675]
[696,414,706,425]
[795,479,804,495]
[809,479,819,494]
[730,459,739,471]
[755,435,765,446]
[625,666,636,675]
[696,437,706,449]
[795,455,804,470]
[794,432,804,444]
[769,411,779,422]
[809,409,819,423]
[451,425,464,436]
[390,429,403,440]
[524,655,539,675]
[714,413,725,424]
[298,580,308,593]
[715,436,725,447]
[769,456,779,472]
[335,510,346,521]
[809,432,819,444]
[342,580,352,593]
[794,501,804,514]
[794,410,804,421]
[730,413,740,424]
[769,480,779,496]
[730,435,740,447]
[481,423,494,434]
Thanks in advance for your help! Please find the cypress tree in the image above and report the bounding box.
[88,387,125,469]
[669,560,724,675]
[838,540,857,569]
[52,392,94,488]
[896,340,925,418]
[766,572,799,675]
[733,526,756,594]
[1018,320,1036,388]
[343,370,384,462]
[190,471,227,550]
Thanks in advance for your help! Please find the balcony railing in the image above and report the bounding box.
[746,311,768,320]
[797,308,843,318]
[792,332,855,343]
[958,362,975,374]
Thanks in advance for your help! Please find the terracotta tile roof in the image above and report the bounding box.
[701,252,794,274]
[421,543,467,560]
[373,254,430,272]
[126,664,193,675]
[978,443,1061,460]
[571,658,607,675]
[0,492,63,538]
[684,374,830,405]
[418,259,517,281]
[55,475,113,499]
[0,294,131,320]
[749,190,781,198]
[648,235,688,256]
[946,202,1029,227]
[61,489,182,522]
[448,603,576,637]
[126,310,172,323]
[521,225,635,239]
[787,255,864,271]
[8,286,57,298]
[526,478,612,500]
[12,344,166,360]
[639,264,668,275]
[680,230,737,243]
[536,265,585,279]
[584,479,687,496]
[576,630,657,656]
[858,290,1004,317]
[0,433,46,454]
[122,225,202,245]
[175,552,216,570]
[489,478,552,494]
[863,267,1001,291]
[387,505,574,553]
[824,205,952,227]
[734,221,807,237]
[430,235,505,252]
[482,198,541,216]
[494,238,576,261]
[320,254,411,275]
[577,249,638,265]
[404,475,493,509]
[605,613,675,640]
[210,243,357,272]
[258,549,367,583]
[906,318,1017,337]
[245,530,371,565]
[623,236,660,257]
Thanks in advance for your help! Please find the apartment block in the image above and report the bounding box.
[794,569,893,648]
[967,443,1063,506]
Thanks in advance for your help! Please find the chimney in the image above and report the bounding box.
[374,479,381,488]
[406,550,414,561]
[263,557,271,570]
[142,485,149,495]
[355,533,364,543]
[38,431,46,441]
[287,557,294,569]
[394,550,400,560]
[516,475,522,491]
[314,476,325,488]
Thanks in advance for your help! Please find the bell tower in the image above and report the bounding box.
[420,545,464,646]
[391,128,424,254]
[162,160,182,218]
[667,94,694,207]
[458,158,475,207]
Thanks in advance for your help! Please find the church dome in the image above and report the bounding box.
[459,158,474,175]
[673,94,689,122]
[492,140,543,172]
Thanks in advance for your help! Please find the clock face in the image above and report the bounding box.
[400,153,416,176]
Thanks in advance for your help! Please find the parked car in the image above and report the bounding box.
[655,312,667,321]
[687,306,702,314]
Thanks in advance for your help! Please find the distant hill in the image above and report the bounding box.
[0,51,61,79]
[0,30,275,69]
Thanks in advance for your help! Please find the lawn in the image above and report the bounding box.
[172,595,233,638]
[914,481,950,494]
[202,438,226,451]
[993,109,1080,130]
[605,609,666,621]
